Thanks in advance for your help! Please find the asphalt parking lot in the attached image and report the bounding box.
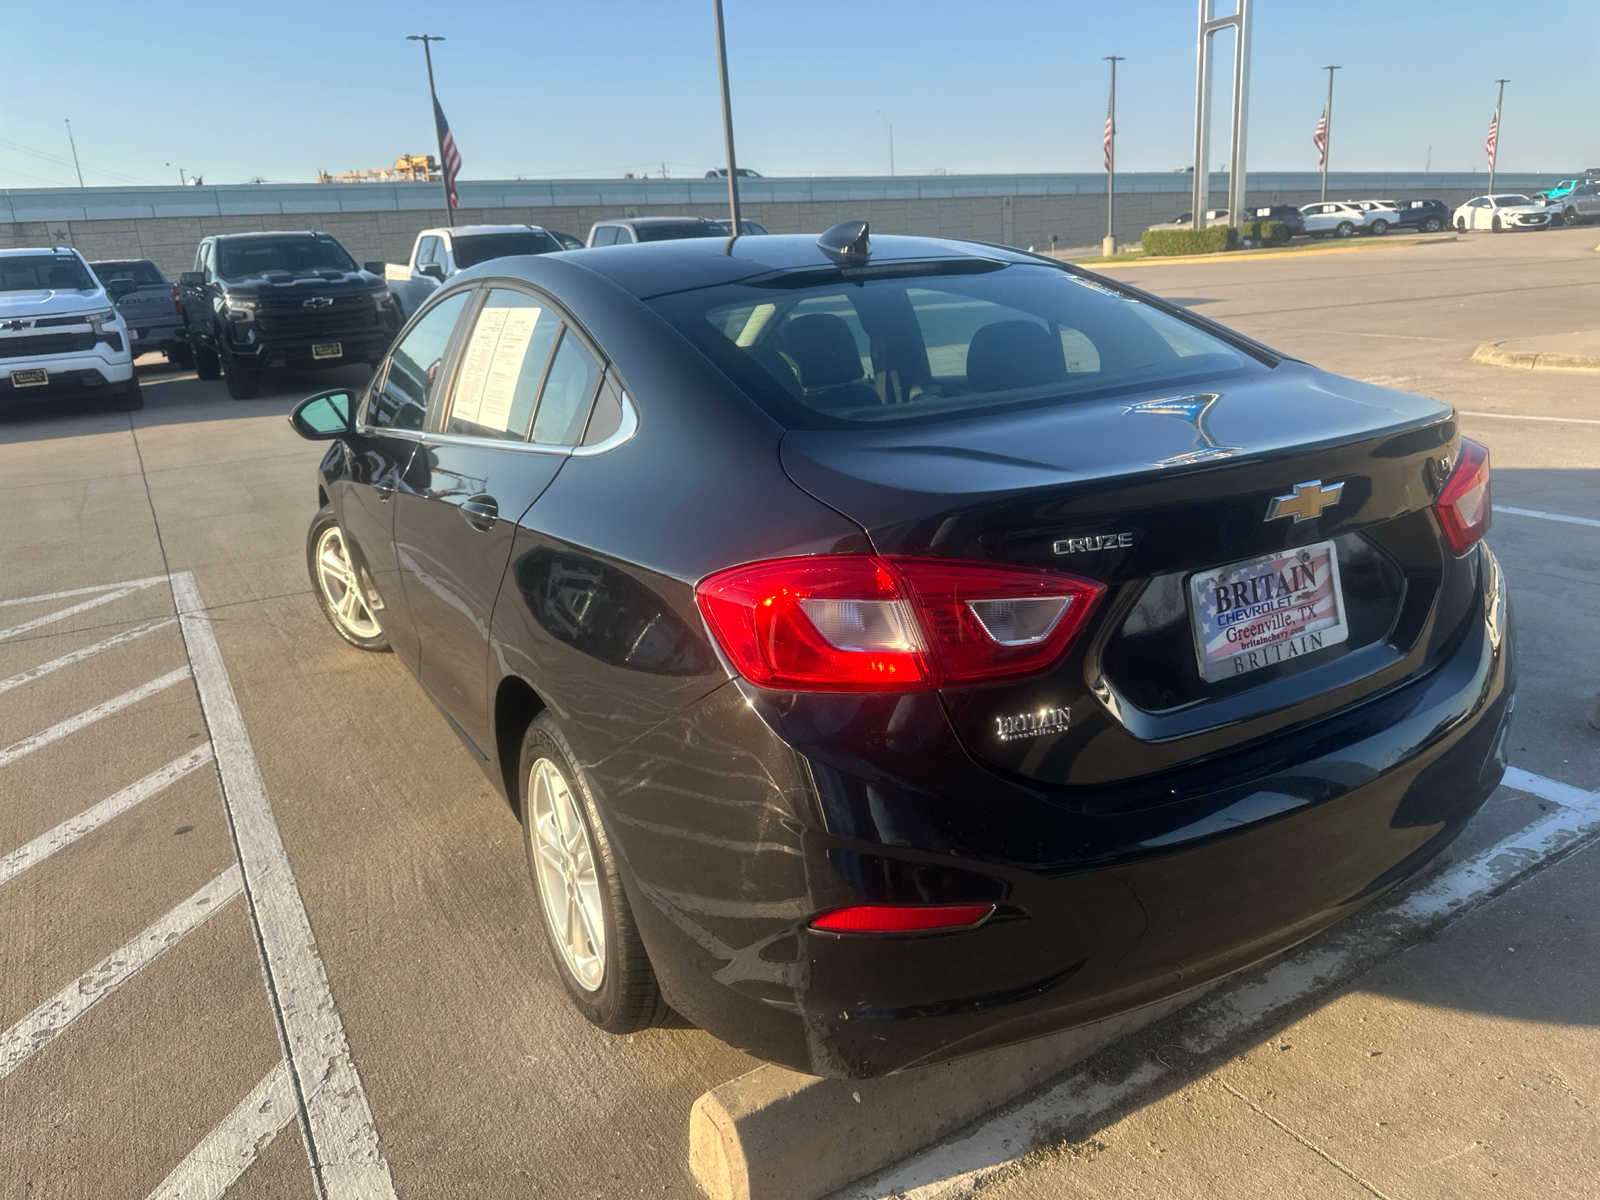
[1,227,1596,1200]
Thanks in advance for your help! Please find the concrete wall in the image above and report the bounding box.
[0,186,1495,278]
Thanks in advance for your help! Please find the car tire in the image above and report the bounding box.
[306,508,389,651]
[1492,216,1503,233]
[109,373,144,412]
[1565,207,1580,226]
[1370,219,1389,235]
[1336,221,1355,237]
[518,712,665,1034]
[1421,217,1442,233]
[1456,217,1468,233]
[166,343,193,369]
[192,340,222,380]
[221,349,263,400]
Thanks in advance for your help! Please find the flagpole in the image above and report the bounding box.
[1104,55,1124,256]
[1488,78,1508,194]
[408,33,454,228]
[1320,65,1339,202]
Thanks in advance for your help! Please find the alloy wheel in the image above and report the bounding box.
[314,525,382,640]
[528,757,606,992]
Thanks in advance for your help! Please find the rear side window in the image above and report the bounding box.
[443,288,561,441]
[368,290,471,430]
[648,263,1258,429]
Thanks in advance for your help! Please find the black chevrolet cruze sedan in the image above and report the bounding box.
[290,224,1514,1078]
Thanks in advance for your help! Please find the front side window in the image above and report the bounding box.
[443,288,561,441]
[650,263,1258,429]
[0,253,96,292]
[368,289,471,431]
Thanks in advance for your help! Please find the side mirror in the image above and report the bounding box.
[363,260,387,277]
[419,262,446,282]
[179,271,204,287]
[289,389,357,441]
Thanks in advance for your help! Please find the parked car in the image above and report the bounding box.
[179,231,400,400]
[1543,178,1585,203]
[90,258,188,365]
[1298,201,1369,237]
[1248,205,1305,237]
[1345,201,1402,234]
[385,224,564,318]
[1,247,140,411]
[1451,194,1552,233]
[705,218,770,236]
[288,224,1514,1078]
[549,231,585,251]
[1383,199,1450,233]
[587,216,765,246]
[1556,181,1600,226]
[1147,208,1229,232]
[705,167,762,179]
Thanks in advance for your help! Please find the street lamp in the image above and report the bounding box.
[165,161,186,186]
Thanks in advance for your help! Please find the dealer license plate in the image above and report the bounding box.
[312,342,342,360]
[1188,540,1349,682]
[9,368,48,388]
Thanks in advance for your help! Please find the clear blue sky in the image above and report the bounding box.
[3,0,1595,187]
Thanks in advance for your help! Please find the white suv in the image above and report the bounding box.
[1,247,140,412]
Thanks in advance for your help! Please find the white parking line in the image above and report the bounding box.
[0,746,215,888]
[0,666,191,770]
[0,617,176,697]
[0,866,243,1082]
[0,583,168,644]
[1493,504,1600,530]
[851,769,1600,1199]
[0,575,168,611]
[1459,410,1600,427]
[170,571,397,1200]
[143,1060,298,1200]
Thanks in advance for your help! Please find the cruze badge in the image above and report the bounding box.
[1054,531,1133,555]
[995,705,1070,742]
[302,296,334,309]
[1266,479,1344,524]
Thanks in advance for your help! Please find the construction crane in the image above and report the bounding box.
[316,154,440,184]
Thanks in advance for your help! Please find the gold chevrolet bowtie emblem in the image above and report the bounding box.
[1266,479,1344,524]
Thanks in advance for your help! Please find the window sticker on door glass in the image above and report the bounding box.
[452,304,543,433]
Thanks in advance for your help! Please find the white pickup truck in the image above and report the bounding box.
[384,224,566,318]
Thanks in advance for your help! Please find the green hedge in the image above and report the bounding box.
[1239,219,1291,246]
[1141,225,1239,256]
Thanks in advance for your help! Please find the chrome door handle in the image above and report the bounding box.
[460,494,499,531]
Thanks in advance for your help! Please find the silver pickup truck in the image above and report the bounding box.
[90,259,190,365]
[383,224,564,319]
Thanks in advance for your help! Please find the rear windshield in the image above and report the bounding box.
[216,235,356,279]
[452,231,562,268]
[0,253,96,292]
[91,260,165,286]
[649,263,1260,429]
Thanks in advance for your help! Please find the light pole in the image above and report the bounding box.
[879,112,895,176]
[1319,65,1339,202]
[165,161,186,186]
[1488,78,1508,194]
[64,119,84,187]
[406,34,454,227]
[711,0,743,233]
[1104,55,1124,255]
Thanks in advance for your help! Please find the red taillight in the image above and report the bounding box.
[809,903,995,933]
[1435,438,1491,553]
[171,284,182,316]
[695,555,1103,692]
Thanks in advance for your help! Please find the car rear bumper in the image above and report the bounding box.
[619,544,1514,1077]
[129,321,185,352]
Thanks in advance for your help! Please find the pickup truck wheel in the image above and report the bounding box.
[221,350,263,400]
[109,374,144,413]
[166,344,193,369]
[192,341,221,381]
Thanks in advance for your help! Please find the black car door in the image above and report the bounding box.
[342,287,475,672]
[391,284,604,757]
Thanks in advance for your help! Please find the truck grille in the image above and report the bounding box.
[0,332,99,360]
[257,295,382,338]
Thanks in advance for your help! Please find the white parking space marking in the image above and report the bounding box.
[0,746,215,888]
[171,571,397,1200]
[1493,504,1600,530]
[0,581,168,643]
[1459,410,1600,427]
[0,575,169,611]
[853,771,1600,1200]
[0,866,243,1082]
[144,1060,298,1200]
[0,666,191,770]
[0,617,176,697]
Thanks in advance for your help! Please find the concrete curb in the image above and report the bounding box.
[1470,340,1600,373]
[1079,234,1458,269]
[687,985,1212,1200]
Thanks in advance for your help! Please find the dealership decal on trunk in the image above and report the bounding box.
[995,705,1071,742]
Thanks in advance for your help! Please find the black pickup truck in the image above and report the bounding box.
[178,231,399,399]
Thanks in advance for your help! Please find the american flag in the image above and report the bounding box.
[1103,93,1114,173]
[1485,111,1499,170]
[1313,107,1327,167]
[433,96,462,208]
